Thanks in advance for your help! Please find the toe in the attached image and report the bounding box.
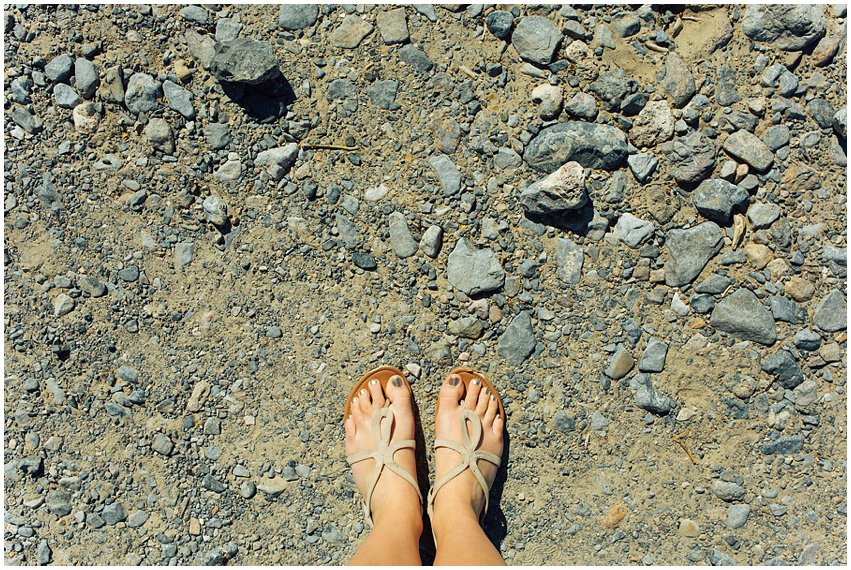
[492,415,505,440]
[344,413,357,449]
[385,375,412,411]
[438,373,465,406]
[475,387,490,415]
[483,395,498,426]
[357,388,372,414]
[367,378,385,408]
[351,397,366,424]
[465,378,482,410]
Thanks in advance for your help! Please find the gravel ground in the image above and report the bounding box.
[3,4,847,565]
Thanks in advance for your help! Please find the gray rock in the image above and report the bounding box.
[10,105,43,134]
[711,480,745,502]
[486,11,514,40]
[279,4,318,30]
[813,290,846,332]
[117,266,139,282]
[511,16,562,65]
[590,69,635,111]
[143,118,174,154]
[711,288,777,345]
[665,222,724,287]
[589,411,610,431]
[627,152,658,183]
[497,311,536,365]
[658,51,695,108]
[768,296,806,324]
[204,123,231,151]
[37,540,52,565]
[553,411,576,433]
[727,504,750,529]
[367,79,400,110]
[163,80,195,119]
[494,147,522,169]
[613,13,640,37]
[595,24,616,49]
[696,274,733,295]
[764,125,790,151]
[692,179,749,225]
[556,237,583,285]
[833,108,846,139]
[447,239,504,296]
[329,15,374,49]
[519,161,587,216]
[761,435,804,454]
[398,44,434,73]
[523,121,628,172]
[54,293,75,317]
[210,39,280,85]
[78,275,107,297]
[615,213,655,248]
[124,73,162,115]
[748,202,781,229]
[429,154,461,196]
[45,54,73,83]
[352,253,377,271]
[449,316,485,339]
[604,345,634,379]
[531,84,563,120]
[180,5,209,23]
[239,481,256,498]
[152,433,174,455]
[565,92,598,120]
[327,78,357,113]
[45,489,72,516]
[186,30,216,69]
[807,98,836,129]
[377,8,409,44]
[639,338,668,372]
[664,132,716,185]
[74,58,98,98]
[388,212,417,258]
[420,225,443,258]
[202,475,226,493]
[255,144,299,181]
[723,130,774,172]
[715,65,741,106]
[102,502,127,525]
[203,195,229,226]
[794,329,822,351]
[215,18,243,42]
[709,548,737,566]
[762,349,804,389]
[630,100,674,148]
[54,83,81,109]
[790,379,818,407]
[743,5,826,51]
[175,242,194,270]
[127,510,149,529]
[634,376,673,415]
[9,76,33,104]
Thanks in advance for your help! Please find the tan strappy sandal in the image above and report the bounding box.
[344,365,423,527]
[426,367,505,543]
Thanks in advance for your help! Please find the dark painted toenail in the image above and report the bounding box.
[448,376,459,386]
[490,395,496,401]
[392,377,402,387]
[472,379,481,386]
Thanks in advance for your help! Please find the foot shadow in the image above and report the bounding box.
[219,74,296,123]
[524,201,595,235]
[411,398,436,565]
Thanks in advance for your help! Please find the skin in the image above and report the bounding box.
[344,373,505,566]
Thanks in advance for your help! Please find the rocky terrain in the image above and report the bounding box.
[3,3,847,565]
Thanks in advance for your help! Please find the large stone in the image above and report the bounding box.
[511,16,562,65]
[45,54,73,83]
[664,132,716,186]
[74,58,99,99]
[742,5,826,51]
[723,130,774,172]
[657,51,695,108]
[630,100,674,148]
[255,144,299,181]
[711,480,745,502]
[639,338,668,372]
[604,345,634,379]
[447,239,505,296]
[329,15,374,49]
[523,122,628,172]
[45,490,72,516]
[124,73,162,115]
[210,39,280,85]
[279,4,318,30]
[388,212,417,258]
[497,311,536,365]
[634,376,674,415]
[556,237,583,285]
[519,161,587,217]
[377,8,409,44]
[143,118,174,154]
[711,288,777,345]
[813,290,846,332]
[664,222,724,287]
[692,179,749,225]
[428,154,461,196]
[163,80,195,119]
[615,213,655,248]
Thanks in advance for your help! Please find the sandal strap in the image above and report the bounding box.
[426,408,501,531]
[345,406,422,527]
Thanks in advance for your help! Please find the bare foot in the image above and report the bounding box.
[431,372,504,535]
[344,375,422,529]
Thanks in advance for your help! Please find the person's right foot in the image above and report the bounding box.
[431,372,504,526]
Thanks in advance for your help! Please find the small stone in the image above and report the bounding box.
[761,435,804,454]
[127,510,149,529]
[692,179,749,225]
[604,345,634,380]
[553,411,576,433]
[215,18,243,42]
[53,83,81,108]
[37,540,52,565]
[45,489,71,516]
[531,84,562,120]
[813,290,846,332]
[54,293,75,317]
[761,349,804,389]
[152,433,174,456]
[255,144,299,181]
[711,480,745,502]
[102,502,127,525]
[711,288,777,345]
[791,379,818,407]
[364,184,389,202]
[377,8,409,44]
[627,153,658,183]
[511,16,562,66]
[367,79,400,111]
[74,58,99,98]
[658,51,695,108]
[279,4,318,30]
[497,311,536,365]
[204,123,231,150]
[556,237,583,285]
[398,44,434,73]
[388,212,417,258]
[214,160,243,181]
[748,202,781,229]
[727,504,750,529]
[124,72,162,115]
[630,100,674,147]
[709,548,737,566]
[239,480,256,499]
[203,195,229,226]
[634,376,673,415]
[419,225,443,258]
[143,118,174,154]
[486,11,514,40]
[163,80,195,119]
[210,39,280,85]
[565,92,598,120]
[45,54,73,82]
[678,519,700,538]
[723,130,774,172]
[784,276,815,302]
[352,253,377,271]
[180,5,209,23]
[447,239,505,297]
[664,222,724,287]
[202,474,226,493]
[429,154,461,196]
[117,266,139,282]
[175,242,194,270]
[330,15,374,49]
[520,161,587,217]
[615,213,655,248]
[639,338,668,372]
[449,316,485,339]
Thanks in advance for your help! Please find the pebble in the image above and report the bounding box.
[279,4,318,30]
[203,195,229,227]
[638,338,668,372]
[162,80,195,119]
[209,39,280,85]
[710,288,777,346]
[658,51,696,108]
[419,225,443,258]
[53,293,75,317]
[813,290,846,332]
[124,72,162,115]
[428,154,461,196]
[497,311,536,365]
[530,84,562,120]
[447,239,505,296]
[54,83,81,108]
[664,222,724,287]
[723,130,774,172]
[511,15,562,65]
[45,489,71,516]
[330,15,374,49]
[519,161,587,217]
[692,179,749,224]
[152,433,174,456]
[45,54,73,82]
[486,11,514,40]
[74,57,98,99]
[387,212,417,258]
[761,349,804,389]
[615,213,654,248]
[604,345,634,379]
[102,502,127,525]
[556,237,583,285]
[143,118,174,154]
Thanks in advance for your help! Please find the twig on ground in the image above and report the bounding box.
[302,143,359,151]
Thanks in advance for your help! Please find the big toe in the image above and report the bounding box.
[385,375,414,418]
[438,373,465,408]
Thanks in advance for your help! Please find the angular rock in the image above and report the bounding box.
[523,122,628,172]
[398,44,434,73]
[639,338,668,372]
[615,213,654,248]
[531,84,563,120]
[447,239,505,296]
[711,480,745,502]
[449,316,485,339]
[388,212,417,258]
[279,4,318,30]
[102,502,127,525]
[204,123,231,150]
[78,275,107,297]
[634,376,674,415]
[519,161,587,217]
[692,179,749,225]
[761,435,804,454]
[45,490,72,516]
[163,80,195,119]
[186,30,216,69]
[658,51,695,108]
[54,293,75,317]
[45,54,73,83]
[664,222,724,287]
[330,15,374,49]
[210,39,280,85]
[604,345,634,379]
[627,153,658,183]
[556,237,583,285]
[748,202,781,229]
[143,118,174,154]
[377,8,409,44]
[420,225,443,258]
[203,195,229,226]
[367,80,400,110]
[630,100,674,148]
[124,73,162,115]
[511,16,561,65]
[428,154,461,196]
[54,83,81,109]
[565,92,598,120]
[813,290,846,332]
[497,311,536,365]
[723,130,774,172]
[727,504,750,529]
[664,132,716,186]
[74,58,98,99]
[743,5,826,51]
[255,144,299,181]
[152,433,174,455]
[711,288,777,345]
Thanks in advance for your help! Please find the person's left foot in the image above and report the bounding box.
[344,375,422,527]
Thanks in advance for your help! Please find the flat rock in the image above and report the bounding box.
[519,161,587,216]
[723,130,774,172]
[210,39,280,85]
[377,8,409,44]
[813,290,846,332]
[279,4,318,30]
[428,154,461,196]
[511,16,562,65]
[657,51,695,108]
[604,345,634,379]
[727,504,750,529]
[330,15,374,49]
[388,212,417,258]
[497,311,536,365]
[556,237,583,284]
[743,5,826,51]
[711,288,777,345]
[124,73,162,115]
[634,376,673,415]
[627,153,658,183]
[630,100,674,147]
[615,213,654,248]
[748,202,781,229]
[420,225,443,258]
[664,222,724,287]
[664,131,716,186]
[447,238,505,296]
[523,122,628,172]
[639,337,668,372]
[692,179,749,225]
[711,480,745,502]
[256,144,299,181]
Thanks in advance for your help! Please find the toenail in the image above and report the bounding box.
[359,389,367,395]
[490,395,496,401]
[353,397,359,403]
[483,387,490,394]
[472,379,481,386]
[392,376,402,387]
[448,376,459,386]
[369,379,378,386]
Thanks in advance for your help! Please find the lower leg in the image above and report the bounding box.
[432,506,505,566]
[349,510,423,565]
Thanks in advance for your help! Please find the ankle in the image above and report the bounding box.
[373,506,423,537]
[431,502,480,541]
